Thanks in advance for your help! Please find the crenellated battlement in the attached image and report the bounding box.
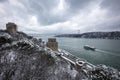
[46,38,58,51]
[6,22,17,33]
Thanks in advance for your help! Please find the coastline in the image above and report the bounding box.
[0,28,120,79]
[55,31,120,40]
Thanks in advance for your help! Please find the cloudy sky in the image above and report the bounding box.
[0,0,120,34]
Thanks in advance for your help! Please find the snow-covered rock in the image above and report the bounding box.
[0,30,120,80]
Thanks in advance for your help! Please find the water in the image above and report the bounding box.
[35,35,120,70]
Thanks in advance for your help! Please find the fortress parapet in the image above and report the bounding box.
[6,22,17,33]
[46,38,58,51]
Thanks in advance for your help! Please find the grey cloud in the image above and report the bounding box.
[0,0,7,2]
[92,0,120,32]
[100,0,120,16]
[0,0,97,26]
[66,0,94,12]
[92,19,120,32]
[20,0,57,14]
[20,0,60,25]
[19,0,96,25]
[0,0,120,33]
[97,24,120,32]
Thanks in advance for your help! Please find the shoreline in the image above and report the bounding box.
[56,37,120,40]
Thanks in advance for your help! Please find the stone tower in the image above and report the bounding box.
[46,38,58,51]
[6,22,17,33]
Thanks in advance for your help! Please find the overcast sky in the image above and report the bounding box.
[0,0,120,34]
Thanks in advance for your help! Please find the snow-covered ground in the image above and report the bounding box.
[0,30,120,80]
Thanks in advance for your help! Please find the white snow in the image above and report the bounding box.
[32,57,36,60]
[61,55,76,65]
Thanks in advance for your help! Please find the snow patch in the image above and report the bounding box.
[7,51,16,62]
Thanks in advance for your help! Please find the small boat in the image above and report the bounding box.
[84,45,96,51]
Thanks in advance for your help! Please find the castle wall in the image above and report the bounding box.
[6,22,17,33]
[46,38,58,51]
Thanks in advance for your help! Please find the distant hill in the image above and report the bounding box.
[55,31,120,39]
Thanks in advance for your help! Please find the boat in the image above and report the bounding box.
[84,45,96,51]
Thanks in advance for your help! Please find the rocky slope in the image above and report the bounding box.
[0,30,120,80]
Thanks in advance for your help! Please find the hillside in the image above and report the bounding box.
[0,30,120,80]
[55,31,120,39]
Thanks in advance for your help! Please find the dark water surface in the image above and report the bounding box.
[36,35,120,70]
[57,38,120,70]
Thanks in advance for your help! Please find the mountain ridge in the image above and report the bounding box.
[55,31,120,39]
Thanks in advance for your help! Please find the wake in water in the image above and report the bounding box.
[95,48,120,57]
[60,45,120,57]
